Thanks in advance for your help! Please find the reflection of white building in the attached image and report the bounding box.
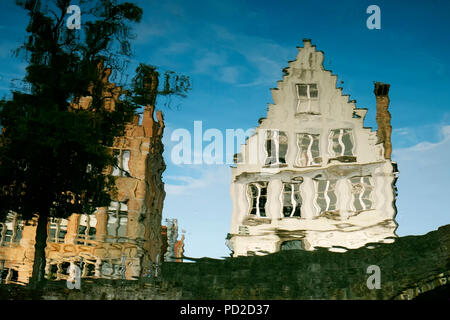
[227,40,398,256]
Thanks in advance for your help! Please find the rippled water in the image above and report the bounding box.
[0,211,159,286]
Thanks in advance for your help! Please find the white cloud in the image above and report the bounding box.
[164,165,230,195]
[131,0,294,87]
[165,175,206,195]
[163,164,233,259]
[393,127,410,136]
[219,66,239,84]
[207,24,292,87]
[162,42,191,55]
[133,20,169,44]
[193,51,226,74]
[393,125,450,158]
[392,124,450,235]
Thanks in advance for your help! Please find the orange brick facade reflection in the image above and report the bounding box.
[1,66,169,284]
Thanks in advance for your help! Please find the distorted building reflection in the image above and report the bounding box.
[227,40,399,256]
[0,214,185,285]
[0,65,183,285]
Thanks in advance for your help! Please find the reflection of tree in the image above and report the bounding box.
[0,0,190,288]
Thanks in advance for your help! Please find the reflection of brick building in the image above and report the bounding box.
[227,40,398,256]
[162,219,185,263]
[0,214,35,284]
[0,66,167,284]
[174,235,185,263]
